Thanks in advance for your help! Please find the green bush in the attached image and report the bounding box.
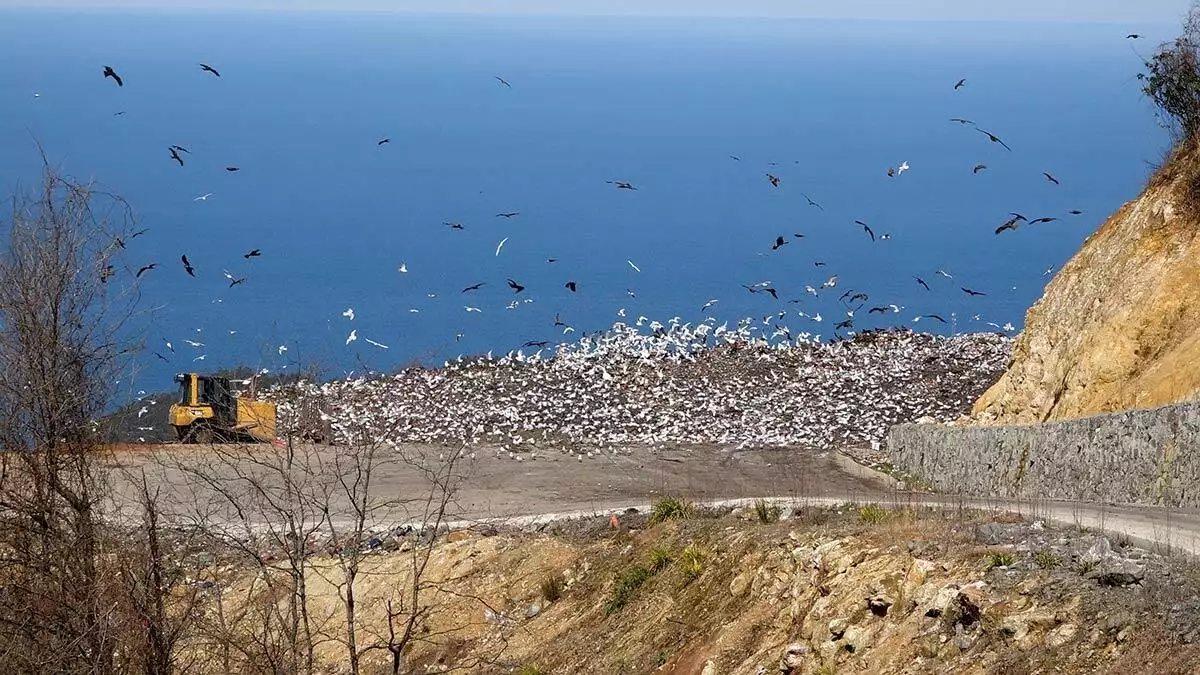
[679,544,705,581]
[754,499,781,524]
[648,545,674,572]
[606,566,653,615]
[1034,550,1063,569]
[1143,11,1200,142]
[985,552,1017,570]
[518,665,545,675]
[858,504,888,524]
[650,497,694,524]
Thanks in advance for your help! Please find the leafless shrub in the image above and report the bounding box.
[0,158,208,675]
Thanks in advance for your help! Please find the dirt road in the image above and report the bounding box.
[110,443,1200,556]
[110,443,892,522]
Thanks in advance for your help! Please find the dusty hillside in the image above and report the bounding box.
[973,150,1200,424]
[184,506,1200,674]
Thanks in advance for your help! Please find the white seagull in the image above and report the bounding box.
[398,263,408,273]
[342,307,355,321]
[345,329,357,345]
[627,260,641,272]
[896,161,910,176]
[364,337,389,349]
[495,237,508,256]
[193,193,213,201]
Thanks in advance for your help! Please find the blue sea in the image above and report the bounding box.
[0,9,1172,396]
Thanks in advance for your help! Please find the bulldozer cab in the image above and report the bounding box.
[170,372,277,443]
[175,373,235,424]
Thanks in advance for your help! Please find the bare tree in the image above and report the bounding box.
[0,161,149,673]
[137,372,513,674]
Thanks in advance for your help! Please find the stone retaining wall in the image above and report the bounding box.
[885,402,1200,508]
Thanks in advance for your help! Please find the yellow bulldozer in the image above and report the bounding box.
[169,373,276,443]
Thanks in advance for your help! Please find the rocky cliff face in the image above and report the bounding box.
[973,155,1200,424]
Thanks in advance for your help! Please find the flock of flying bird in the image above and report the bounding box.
[88,33,1134,375]
[81,30,1158,449]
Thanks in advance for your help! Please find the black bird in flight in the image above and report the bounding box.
[523,340,549,348]
[547,258,557,263]
[835,318,854,330]
[772,236,787,251]
[855,220,875,241]
[507,278,525,293]
[494,76,511,88]
[462,282,485,293]
[954,78,966,90]
[103,65,123,87]
[113,111,126,116]
[868,306,889,314]
[976,128,1012,151]
[496,212,520,219]
[961,287,987,296]
[1127,34,1142,39]
[606,180,637,190]
[181,255,195,277]
[378,138,390,146]
[1029,217,1059,225]
[801,193,823,210]
[793,233,805,238]
[924,314,948,324]
[915,276,930,291]
[995,217,1022,235]
[949,118,975,125]
[767,173,781,188]
[729,155,741,161]
[228,276,246,288]
[170,144,190,154]
[199,63,221,77]
[243,249,261,259]
[154,352,170,363]
[444,221,464,230]
[762,287,779,300]
[135,263,156,278]
[553,313,566,327]
[225,166,240,172]
[1068,210,1083,215]
[814,261,827,267]
[169,147,184,167]
[131,228,149,239]
[973,164,987,174]
[1043,172,1060,185]
[565,281,577,292]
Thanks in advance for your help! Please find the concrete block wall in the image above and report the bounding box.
[885,402,1200,508]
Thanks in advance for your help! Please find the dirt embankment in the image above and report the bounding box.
[184,505,1200,674]
[974,149,1200,424]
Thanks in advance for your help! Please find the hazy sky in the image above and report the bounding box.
[1,0,1193,24]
